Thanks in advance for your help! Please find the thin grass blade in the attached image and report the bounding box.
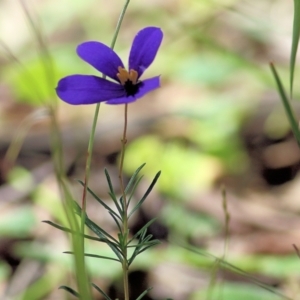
[176,241,293,300]
[290,0,300,95]
[270,63,300,145]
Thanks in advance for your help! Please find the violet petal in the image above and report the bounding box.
[56,75,125,105]
[129,27,163,78]
[77,42,124,82]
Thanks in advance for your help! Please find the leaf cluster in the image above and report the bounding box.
[44,163,161,299]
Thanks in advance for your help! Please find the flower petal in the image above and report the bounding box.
[77,42,124,81]
[129,27,163,78]
[106,76,160,105]
[56,75,125,105]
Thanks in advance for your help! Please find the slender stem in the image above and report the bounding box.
[119,103,129,300]
[81,0,131,212]
[80,0,131,228]
[80,1,131,299]
[48,104,92,299]
[119,103,128,200]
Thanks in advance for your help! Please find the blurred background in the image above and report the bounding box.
[1,0,300,299]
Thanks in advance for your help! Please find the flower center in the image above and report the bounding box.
[117,67,140,96]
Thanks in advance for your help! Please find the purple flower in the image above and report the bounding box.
[56,27,163,105]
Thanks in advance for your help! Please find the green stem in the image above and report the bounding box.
[80,0,131,298]
[81,0,131,213]
[48,104,92,299]
[119,104,129,300]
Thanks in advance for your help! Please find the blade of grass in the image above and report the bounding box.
[175,241,293,300]
[290,0,300,95]
[270,63,300,145]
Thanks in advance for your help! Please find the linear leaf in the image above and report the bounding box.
[128,218,157,244]
[84,216,119,245]
[124,163,146,195]
[43,220,102,242]
[77,180,121,220]
[290,0,300,94]
[91,282,112,300]
[128,171,161,219]
[136,287,153,300]
[104,168,116,195]
[104,169,123,214]
[128,239,160,265]
[59,286,80,297]
[64,251,120,262]
[176,241,293,300]
[128,240,161,248]
[108,191,123,216]
[270,63,300,145]
[109,211,122,232]
[72,201,119,244]
[72,202,123,261]
[127,175,143,208]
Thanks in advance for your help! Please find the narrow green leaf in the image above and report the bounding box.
[270,63,300,145]
[43,220,74,233]
[124,163,146,195]
[290,0,300,95]
[64,251,120,262]
[138,241,160,253]
[128,218,157,244]
[59,286,80,297]
[85,215,119,244]
[104,169,123,215]
[104,168,116,195]
[108,191,123,216]
[109,211,122,233]
[128,239,160,265]
[72,201,123,261]
[77,180,121,221]
[128,171,161,218]
[127,175,143,208]
[91,282,112,300]
[128,240,160,248]
[72,201,118,243]
[42,220,103,242]
[136,287,153,300]
[118,230,129,249]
